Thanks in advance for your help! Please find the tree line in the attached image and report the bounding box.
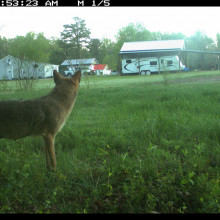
[1,17,220,72]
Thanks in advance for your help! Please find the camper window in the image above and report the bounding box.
[126,60,132,64]
[167,61,173,66]
[150,61,157,66]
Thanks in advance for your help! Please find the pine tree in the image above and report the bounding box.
[61,17,91,59]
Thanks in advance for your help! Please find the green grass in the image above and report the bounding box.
[0,71,220,213]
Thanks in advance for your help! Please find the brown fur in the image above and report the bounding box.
[0,70,81,171]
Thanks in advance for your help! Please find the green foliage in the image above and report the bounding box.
[9,32,51,63]
[185,31,216,70]
[0,36,9,58]
[88,38,101,61]
[60,17,91,59]
[49,38,66,65]
[98,38,117,70]
[115,22,151,46]
[0,71,220,213]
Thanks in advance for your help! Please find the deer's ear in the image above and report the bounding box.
[53,70,62,84]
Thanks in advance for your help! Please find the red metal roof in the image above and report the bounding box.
[94,64,106,70]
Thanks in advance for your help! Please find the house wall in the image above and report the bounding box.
[0,56,16,80]
[64,64,93,75]
[44,65,59,78]
[0,61,7,79]
[103,68,111,75]
[95,68,111,75]
[0,56,59,79]
[61,58,99,75]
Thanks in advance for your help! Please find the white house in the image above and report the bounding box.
[93,64,111,75]
[0,55,59,80]
[119,39,185,75]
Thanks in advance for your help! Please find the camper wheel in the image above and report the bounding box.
[141,70,151,75]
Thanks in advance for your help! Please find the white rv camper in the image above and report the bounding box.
[120,40,186,75]
[122,55,185,75]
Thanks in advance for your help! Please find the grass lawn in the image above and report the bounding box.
[0,71,220,213]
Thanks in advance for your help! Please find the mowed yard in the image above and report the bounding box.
[0,71,220,213]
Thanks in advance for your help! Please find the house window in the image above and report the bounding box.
[33,63,38,68]
[167,61,173,66]
[7,58,11,65]
[150,61,157,66]
[126,60,132,64]
[161,59,164,64]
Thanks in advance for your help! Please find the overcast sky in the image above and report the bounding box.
[0,7,220,41]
